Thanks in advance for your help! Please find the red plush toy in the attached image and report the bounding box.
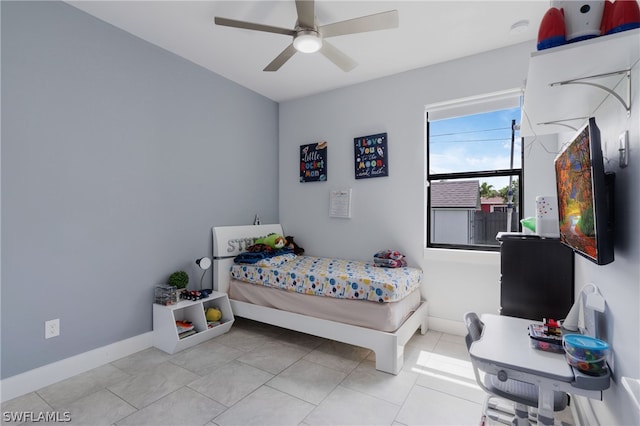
[538,7,567,50]
[538,1,639,51]
[601,0,640,35]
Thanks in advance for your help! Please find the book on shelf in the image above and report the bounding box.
[178,329,197,339]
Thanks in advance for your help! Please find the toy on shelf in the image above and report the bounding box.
[553,0,606,42]
[538,7,567,50]
[538,0,640,50]
[601,0,640,34]
[180,289,211,301]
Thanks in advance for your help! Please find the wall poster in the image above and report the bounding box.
[300,141,327,182]
[354,133,388,179]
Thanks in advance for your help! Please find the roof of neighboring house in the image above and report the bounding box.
[431,180,480,209]
[481,196,506,205]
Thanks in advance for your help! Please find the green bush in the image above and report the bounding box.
[168,271,189,289]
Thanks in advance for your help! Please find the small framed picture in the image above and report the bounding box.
[354,133,388,179]
[300,141,327,182]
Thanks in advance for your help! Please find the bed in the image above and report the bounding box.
[212,224,429,375]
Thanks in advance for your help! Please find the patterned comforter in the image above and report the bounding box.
[230,255,422,303]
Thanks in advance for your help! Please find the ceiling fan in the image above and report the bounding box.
[214,0,399,72]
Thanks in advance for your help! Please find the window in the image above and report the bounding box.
[426,91,523,250]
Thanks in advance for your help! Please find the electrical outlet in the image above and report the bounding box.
[45,319,60,339]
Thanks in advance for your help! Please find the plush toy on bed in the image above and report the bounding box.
[254,233,286,250]
[373,250,408,268]
[285,236,305,255]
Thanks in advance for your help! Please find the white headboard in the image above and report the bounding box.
[212,224,284,293]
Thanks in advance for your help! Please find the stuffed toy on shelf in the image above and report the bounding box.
[537,0,639,51]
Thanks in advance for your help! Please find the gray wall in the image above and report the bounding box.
[1,1,278,379]
[278,41,535,320]
[278,38,639,425]
[568,62,639,426]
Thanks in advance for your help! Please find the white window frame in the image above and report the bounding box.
[425,89,524,251]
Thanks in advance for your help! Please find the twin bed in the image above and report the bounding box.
[212,224,429,375]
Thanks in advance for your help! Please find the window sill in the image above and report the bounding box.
[423,247,500,266]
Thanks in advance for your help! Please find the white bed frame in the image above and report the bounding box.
[212,224,429,375]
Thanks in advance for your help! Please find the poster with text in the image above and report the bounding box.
[354,133,388,179]
[300,141,327,182]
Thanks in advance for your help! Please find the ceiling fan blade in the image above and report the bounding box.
[295,0,316,29]
[214,17,296,37]
[320,41,357,72]
[320,10,399,38]
[264,44,298,72]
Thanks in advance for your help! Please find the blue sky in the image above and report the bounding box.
[428,106,521,191]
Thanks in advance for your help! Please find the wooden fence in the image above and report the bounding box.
[473,211,520,245]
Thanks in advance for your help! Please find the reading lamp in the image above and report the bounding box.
[196,257,212,290]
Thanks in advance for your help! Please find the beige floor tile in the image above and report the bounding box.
[236,340,309,374]
[111,347,174,375]
[304,385,400,425]
[266,359,345,404]
[341,360,419,406]
[35,364,130,409]
[107,362,198,409]
[213,386,314,426]
[303,340,371,374]
[117,387,225,426]
[68,389,135,426]
[396,384,482,426]
[169,340,243,376]
[188,360,273,407]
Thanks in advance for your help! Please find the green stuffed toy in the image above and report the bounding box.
[255,233,286,249]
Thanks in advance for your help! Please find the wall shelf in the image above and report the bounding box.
[521,29,639,137]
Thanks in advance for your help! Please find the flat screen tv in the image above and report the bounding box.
[554,117,615,265]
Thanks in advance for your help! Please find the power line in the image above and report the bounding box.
[430,137,516,144]
[430,126,513,137]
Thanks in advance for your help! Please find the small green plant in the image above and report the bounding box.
[168,271,189,289]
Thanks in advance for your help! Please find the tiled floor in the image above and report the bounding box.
[1,318,574,425]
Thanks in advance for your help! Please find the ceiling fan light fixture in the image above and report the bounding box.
[293,30,322,53]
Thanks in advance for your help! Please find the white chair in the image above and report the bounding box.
[464,312,568,425]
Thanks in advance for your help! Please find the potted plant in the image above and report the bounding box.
[168,271,189,290]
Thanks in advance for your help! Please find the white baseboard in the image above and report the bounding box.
[0,332,153,403]
[427,316,467,336]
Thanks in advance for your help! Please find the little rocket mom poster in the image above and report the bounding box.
[300,141,327,182]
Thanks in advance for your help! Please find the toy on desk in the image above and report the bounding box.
[563,334,610,375]
[544,318,562,335]
[529,323,565,354]
[559,283,612,376]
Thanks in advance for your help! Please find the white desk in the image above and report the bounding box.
[469,314,609,425]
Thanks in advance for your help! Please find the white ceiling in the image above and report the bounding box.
[66,1,550,102]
